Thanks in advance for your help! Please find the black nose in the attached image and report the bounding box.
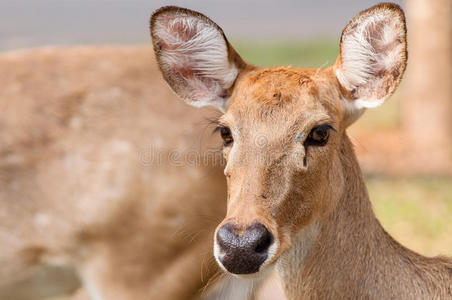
[216,222,274,274]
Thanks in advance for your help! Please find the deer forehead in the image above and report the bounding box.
[236,67,317,104]
[224,67,342,133]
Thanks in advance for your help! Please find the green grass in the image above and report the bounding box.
[367,176,452,256]
[233,39,339,68]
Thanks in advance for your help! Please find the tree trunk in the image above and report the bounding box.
[403,0,452,173]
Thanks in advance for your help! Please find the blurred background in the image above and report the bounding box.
[1,0,451,299]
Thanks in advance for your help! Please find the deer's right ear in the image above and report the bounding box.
[150,6,247,112]
[334,3,407,123]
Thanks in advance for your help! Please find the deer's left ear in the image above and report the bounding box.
[334,3,407,112]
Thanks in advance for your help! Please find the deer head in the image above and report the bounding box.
[151,3,407,276]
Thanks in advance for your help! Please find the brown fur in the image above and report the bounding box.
[0,46,228,300]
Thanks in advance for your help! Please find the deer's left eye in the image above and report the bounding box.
[305,124,334,146]
[215,126,233,146]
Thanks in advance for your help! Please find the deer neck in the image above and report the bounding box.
[276,134,451,299]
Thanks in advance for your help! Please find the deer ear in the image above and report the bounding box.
[334,3,407,112]
[150,6,246,112]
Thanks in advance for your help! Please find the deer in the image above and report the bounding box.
[151,2,452,299]
[0,46,262,299]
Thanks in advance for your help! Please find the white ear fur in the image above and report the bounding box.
[151,6,244,112]
[335,3,407,111]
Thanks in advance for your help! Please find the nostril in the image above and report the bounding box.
[216,223,237,250]
[215,222,274,274]
[247,223,273,254]
[255,230,273,253]
[217,222,274,254]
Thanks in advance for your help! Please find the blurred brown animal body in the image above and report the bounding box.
[0,46,245,300]
[151,3,452,299]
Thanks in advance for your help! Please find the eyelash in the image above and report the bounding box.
[304,124,335,147]
[214,125,233,146]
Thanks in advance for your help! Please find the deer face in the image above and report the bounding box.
[211,68,346,274]
[151,3,406,275]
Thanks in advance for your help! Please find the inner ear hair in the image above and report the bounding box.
[150,6,247,111]
[336,2,407,109]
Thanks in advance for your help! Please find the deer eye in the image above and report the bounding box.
[215,126,233,146]
[305,124,334,146]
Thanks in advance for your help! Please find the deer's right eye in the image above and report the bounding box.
[305,124,335,147]
[216,126,233,146]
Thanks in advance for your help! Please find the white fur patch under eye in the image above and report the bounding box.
[336,8,405,109]
[153,13,238,111]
